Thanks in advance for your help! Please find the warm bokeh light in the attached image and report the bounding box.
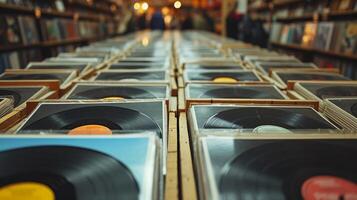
[161,6,170,15]
[174,1,182,9]
[141,2,149,10]
[133,2,140,10]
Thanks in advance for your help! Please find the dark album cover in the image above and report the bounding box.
[95,70,168,82]
[0,70,76,84]
[328,98,357,117]
[186,84,286,99]
[198,136,357,200]
[65,84,169,100]
[0,134,159,200]
[184,63,244,70]
[184,70,261,83]
[190,105,336,133]
[109,62,169,70]
[275,72,350,84]
[17,101,166,138]
[27,62,90,74]
[256,62,317,74]
[0,86,48,108]
[298,82,357,99]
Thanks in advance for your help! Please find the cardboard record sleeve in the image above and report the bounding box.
[195,134,357,200]
[0,133,161,200]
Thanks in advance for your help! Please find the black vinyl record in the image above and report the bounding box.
[187,71,260,81]
[315,86,357,99]
[200,87,283,99]
[329,98,357,117]
[0,146,139,200]
[0,87,43,107]
[69,86,157,99]
[220,141,357,200]
[20,106,161,136]
[204,107,335,129]
[95,72,165,81]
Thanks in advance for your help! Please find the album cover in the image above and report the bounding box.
[16,101,166,138]
[0,97,14,118]
[183,70,261,84]
[186,84,287,100]
[255,62,317,75]
[108,62,169,70]
[26,62,91,75]
[313,22,335,50]
[0,134,160,200]
[94,70,169,82]
[1,16,22,45]
[0,86,49,109]
[63,83,169,100]
[184,63,244,70]
[339,22,357,54]
[294,81,357,101]
[302,23,317,47]
[189,105,337,135]
[0,70,77,87]
[272,71,350,88]
[197,136,357,200]
[324,97,357,130]
[18,16,39,45]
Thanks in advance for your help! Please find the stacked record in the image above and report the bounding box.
[293,81,357,109]
[323,97,357,130]
[0,32,169,199]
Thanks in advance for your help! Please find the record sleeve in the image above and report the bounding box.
[255,62,317,75]
[108,62,169,70]
[0,70,77,87]
[94,70,169,82]
[184,63,244,70]
[26,62,91,75]
[272,71,350,88]
[295,82,357,100]
[0,86,49,108]
[197,136,357,200]
[324,97,357,130]
[0,134,160,200]
[63,83,169,100]
[183,70,262,84]
[186,84,287,100]
[17,101,166,139]
[189,105,337,135]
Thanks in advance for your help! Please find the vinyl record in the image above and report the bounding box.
[200,87,283,99]
[203,107,334,129]
[20,106,161,136]
[329,99,357,117]
[279,73,349,83]
[69,86,157,99]
[0,90,21,106]
[109,64,164,70]
[315,86,357,99]
[220,141,357,200]
[95,72,165,81]
[0,74,65,82]
[0,146,139,200]
[0,87,43,107]
[188,71,259,82]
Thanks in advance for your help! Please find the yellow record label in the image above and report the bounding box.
[213,77,238,83]
[102,96,125,100]
[0,182,55,200]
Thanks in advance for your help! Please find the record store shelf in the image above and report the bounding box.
[270,42,357,62]
[1,30,357,200]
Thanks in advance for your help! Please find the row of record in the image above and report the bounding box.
[0,30,357,199]
[176,31,357,200]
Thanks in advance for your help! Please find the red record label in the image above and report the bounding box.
[302,176,357,200]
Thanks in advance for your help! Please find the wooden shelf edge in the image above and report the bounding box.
[270,42,357,61]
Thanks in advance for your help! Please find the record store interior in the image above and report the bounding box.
[1,0,357,199]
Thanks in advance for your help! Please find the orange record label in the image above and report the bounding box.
[68,124,113,135]
[0,182,54,200]
[302,176,357,200]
